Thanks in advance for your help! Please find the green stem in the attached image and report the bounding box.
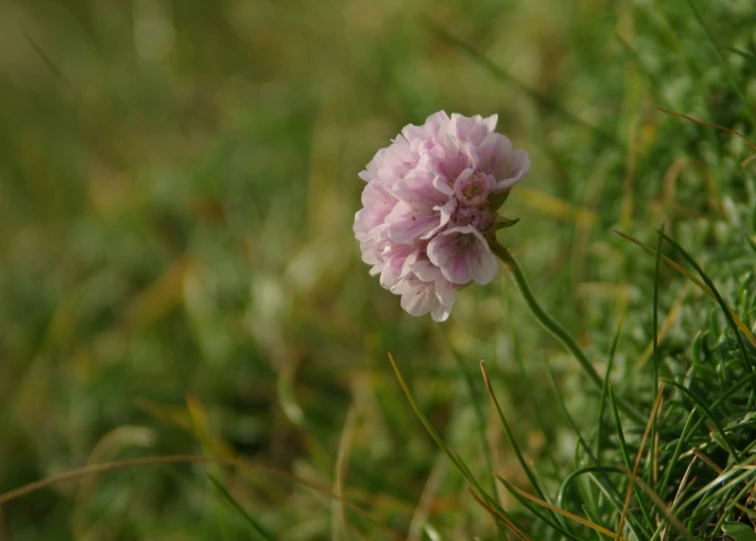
[489,241,645,425]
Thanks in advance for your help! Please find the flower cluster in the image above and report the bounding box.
[354,111,529,321]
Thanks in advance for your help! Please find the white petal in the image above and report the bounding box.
[470,246,497,285]
[396,278,435,317]
[482,113,498,132]
[434,279,457,309]
[495,149,530,191]
[431,304,451,322]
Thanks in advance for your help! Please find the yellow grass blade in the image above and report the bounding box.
[613,229,756,348]
[0,455,404,541]
[616,383,665,539]
[468,489,534,541]
[632,476,695,541]
[503,484,629,541]
[655,106,756,155]
[693,449,723,475]
[518,186,598,225]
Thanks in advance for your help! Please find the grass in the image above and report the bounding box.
[1,0,755,539]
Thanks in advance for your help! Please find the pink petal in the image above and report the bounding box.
[469,245,497,284]
[427,226,497,285]
[453,170,495,207]
[392,171,448,207]
[427,136,473,184]
[494,149,530,191]
[353,183,395,241]
[450,113,496,145]
[393,274,437,317]
[407,252,442,282]
[431,278,457,314]
[386,201,445,244]
[379,244,416,289]
[474,132,513,178]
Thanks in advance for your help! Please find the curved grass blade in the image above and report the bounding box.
[505,287,560,473]
[723,46,756,65]
[654,107,756,155]
[709,473,756,539]
[481,361,573,535]
[657,230,754,373]
[387,353,517,531]
[505,483,630,541]
[612,229,756,349]
[557,466,623,508]
[545,358,650,539]
[665,380,741,462]
[493,243,645,424]
[480,361,546,501]
[494,474,583,541]
[438,327,498,502]
[468,489,534,541]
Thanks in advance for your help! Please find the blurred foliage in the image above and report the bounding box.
[0,0,754,539]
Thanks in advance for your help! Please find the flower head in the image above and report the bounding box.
[354,111,529,321]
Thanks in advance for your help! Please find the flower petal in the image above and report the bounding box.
[494,149,530,191]
[386,202,444,244]
[379,244,416,289]
[427,226,496,285]
[450,113,496,145]
[393,274,437,317]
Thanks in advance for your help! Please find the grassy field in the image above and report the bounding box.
[1,0,755,539]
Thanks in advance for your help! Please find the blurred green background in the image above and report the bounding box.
[1,0,755,539]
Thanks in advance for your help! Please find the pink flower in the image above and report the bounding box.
[354,111,529,321]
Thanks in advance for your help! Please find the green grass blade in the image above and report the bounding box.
[647,225,664,494]
[657,410,698,496]
[544,357,649,539]
[684,0,756,132]
[608,388,655,532]
[596,319,622,459]
[709,474,756,540]
[660,370,756,494]
[480,360,558,529]
[437,326,498,501]
[674,465,752,515]
[207,474,276,541]
[495,474,584,541]
[387,353,518,530]
[506,287,560,474]
[658,230,754,374]
[723,46,756,65]
[613,228,756,349]
[493,243,645,425]
[665,380,741,461]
